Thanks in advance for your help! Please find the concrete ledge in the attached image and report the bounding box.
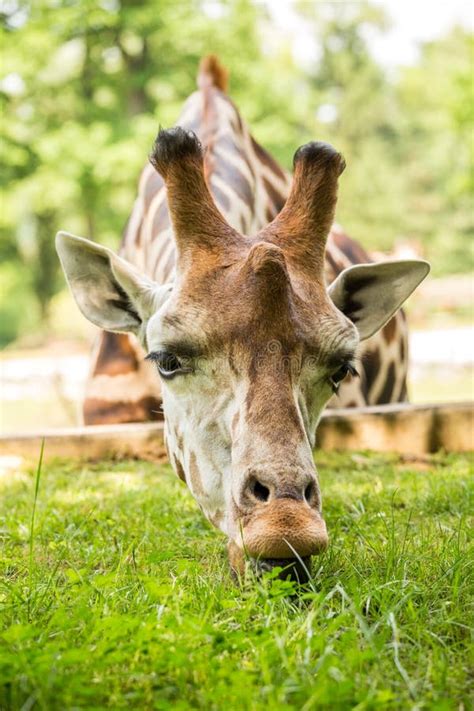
[0,422,168,462]
[316,401,473,455]
[0,402,472,461]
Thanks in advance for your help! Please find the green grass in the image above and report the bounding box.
[0,451,473,710]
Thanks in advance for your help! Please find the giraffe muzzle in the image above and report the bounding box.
[240,498,329,560]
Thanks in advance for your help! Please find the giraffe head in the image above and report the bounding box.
[56,128,429,580]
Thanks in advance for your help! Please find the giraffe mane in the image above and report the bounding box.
[197,54,229,93]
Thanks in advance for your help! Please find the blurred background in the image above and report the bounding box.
[1,0,473,433]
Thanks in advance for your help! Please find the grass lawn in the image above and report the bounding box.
[0,451,472,710]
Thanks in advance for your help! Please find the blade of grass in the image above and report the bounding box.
[27,439,45,621]
[388,610,416,700]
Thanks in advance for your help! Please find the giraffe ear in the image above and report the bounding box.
[56,231,172,337]
[328,260,430,340]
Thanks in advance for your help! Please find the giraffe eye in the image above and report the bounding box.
[330,362,358,394]
[146,351,193,379]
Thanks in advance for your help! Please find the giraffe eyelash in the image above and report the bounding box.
[330,362,359,394]
[146,350,194,379]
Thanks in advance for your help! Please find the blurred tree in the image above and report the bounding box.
[0,0,472,346]
[294,3,473,271]
[295,2,408,250]
[396,27,474,274]
[0,0,281,345]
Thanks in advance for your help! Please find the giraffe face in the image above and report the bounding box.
[56,128,429,580]
[145,246,359,570]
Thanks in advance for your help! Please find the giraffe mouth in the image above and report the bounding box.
[253,556,312,584]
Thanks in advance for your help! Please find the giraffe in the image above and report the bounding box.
[82,56,411,426]
[56,57,429,580]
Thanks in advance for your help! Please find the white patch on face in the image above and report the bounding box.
[159,354,237,535]
[298,319,360,434]
[298,366,334,446]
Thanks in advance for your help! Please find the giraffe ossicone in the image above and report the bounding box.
[56,56,429,581]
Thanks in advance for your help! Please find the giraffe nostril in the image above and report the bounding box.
[251,480,270,503]
[304,482,315,503]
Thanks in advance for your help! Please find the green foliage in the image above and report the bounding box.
[298,5,473,264]
[1,451,473,708]
[1,0,472,346]
[396,28,474,274]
